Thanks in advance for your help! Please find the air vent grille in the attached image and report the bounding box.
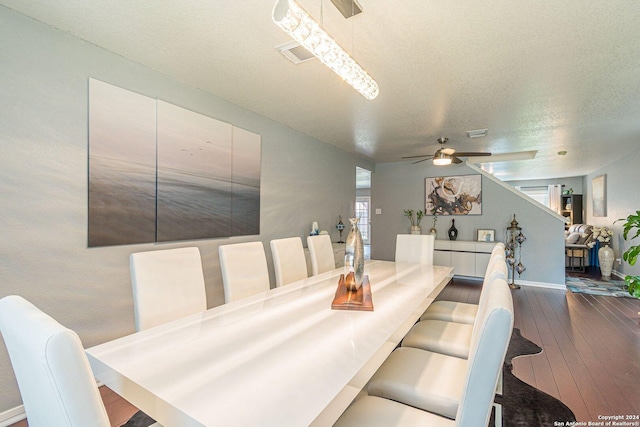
[330,0,362,18]
[276,41,315,64]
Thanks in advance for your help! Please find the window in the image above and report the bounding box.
[355,197,370,243]
[517,186,549,207]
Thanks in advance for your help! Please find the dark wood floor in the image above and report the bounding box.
[437,271,640,424]
[8,386,138,427]
[10,269,640,426]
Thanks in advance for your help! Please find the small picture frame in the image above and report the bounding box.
[477,229,495,242]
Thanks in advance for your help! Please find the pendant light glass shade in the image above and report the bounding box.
[272,0,379,100]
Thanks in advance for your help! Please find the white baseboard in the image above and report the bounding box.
[455,275,567,290]
[0,405,25,427]
[612,269,625,280]
[515,270,628,292]
[517,279,566,290]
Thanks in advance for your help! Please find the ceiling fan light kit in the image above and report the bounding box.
[402,136,492,165]
[433,152,452,165]
[272,0,379,100]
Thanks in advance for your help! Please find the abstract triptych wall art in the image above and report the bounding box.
[88,79,261,247]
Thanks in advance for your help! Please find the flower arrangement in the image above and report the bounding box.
[587,226,613,248]
[403,209,424,226]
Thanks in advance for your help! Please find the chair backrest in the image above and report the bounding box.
[482,248,507,284]
[219,241,270,302]
[130,247,207,331]
[270,237,308,287]
[489,242,505,262]
[457,278,514,426]
[0,296,110,427]
[394,234,435,265]
[307,235,336,276]
[476,255,508,311]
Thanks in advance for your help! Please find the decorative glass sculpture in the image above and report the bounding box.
[344,218,365,291]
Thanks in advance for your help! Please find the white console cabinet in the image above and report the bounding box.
[434,240,498,278]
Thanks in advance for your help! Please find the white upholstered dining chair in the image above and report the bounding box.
[0,295,160,427]
[307,234,336,276]
[420,242,506,324]
[334,396,455,427]
[130,246,207,331]
[270,236,308,287]
[394,234,435,265]
[336,277,513,427]
[219,241,270,302]
[365,277,513,424]
[401,273,505,359]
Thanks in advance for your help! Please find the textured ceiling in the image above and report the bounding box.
[3,0,640,180]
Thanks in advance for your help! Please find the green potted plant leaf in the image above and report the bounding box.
[403,209,423,235]
[617,210,640,298]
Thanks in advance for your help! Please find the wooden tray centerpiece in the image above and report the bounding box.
[331,272,374,311]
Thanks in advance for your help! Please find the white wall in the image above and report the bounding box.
[0,6,372,413]
[370,161,566,285]
[583,147,640,278]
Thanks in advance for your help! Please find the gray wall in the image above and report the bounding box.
[0,7,372,413]
[370,162,566,285]
[583,147,640,278]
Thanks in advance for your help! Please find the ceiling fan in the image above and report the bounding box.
[402,137,492,165]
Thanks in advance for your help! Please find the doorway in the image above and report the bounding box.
[356,167,372,257]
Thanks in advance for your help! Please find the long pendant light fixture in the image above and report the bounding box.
[272,0,379,100]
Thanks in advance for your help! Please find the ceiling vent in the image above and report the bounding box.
[276,41,315,64]
[467,129,488,138]
[330,0,362,18]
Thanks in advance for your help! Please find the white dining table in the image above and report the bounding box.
[86,260,453,427]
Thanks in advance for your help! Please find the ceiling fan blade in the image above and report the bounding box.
[412,157,433,164]
[467,150,537,164]
[453,152,491,157]
[401,154,431,159]
[451,156,463,164]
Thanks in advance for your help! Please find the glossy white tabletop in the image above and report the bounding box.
[86,261,453,427]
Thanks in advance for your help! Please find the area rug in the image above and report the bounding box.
[122,411,157,427]
[565,276,632,298]
[490,328,576,426]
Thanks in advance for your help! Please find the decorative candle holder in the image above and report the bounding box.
[336,215,345,243]
[506,214,525,290]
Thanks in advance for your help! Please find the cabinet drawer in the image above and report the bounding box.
[451,251,476,276]
[474,242,497,253]
[434,250,451,267]
[434,240,451,250]
[475,253,491,277]
[452,241,476,252]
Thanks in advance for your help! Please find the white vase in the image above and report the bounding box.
[598,245,614,277]
[410,225,421,235]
